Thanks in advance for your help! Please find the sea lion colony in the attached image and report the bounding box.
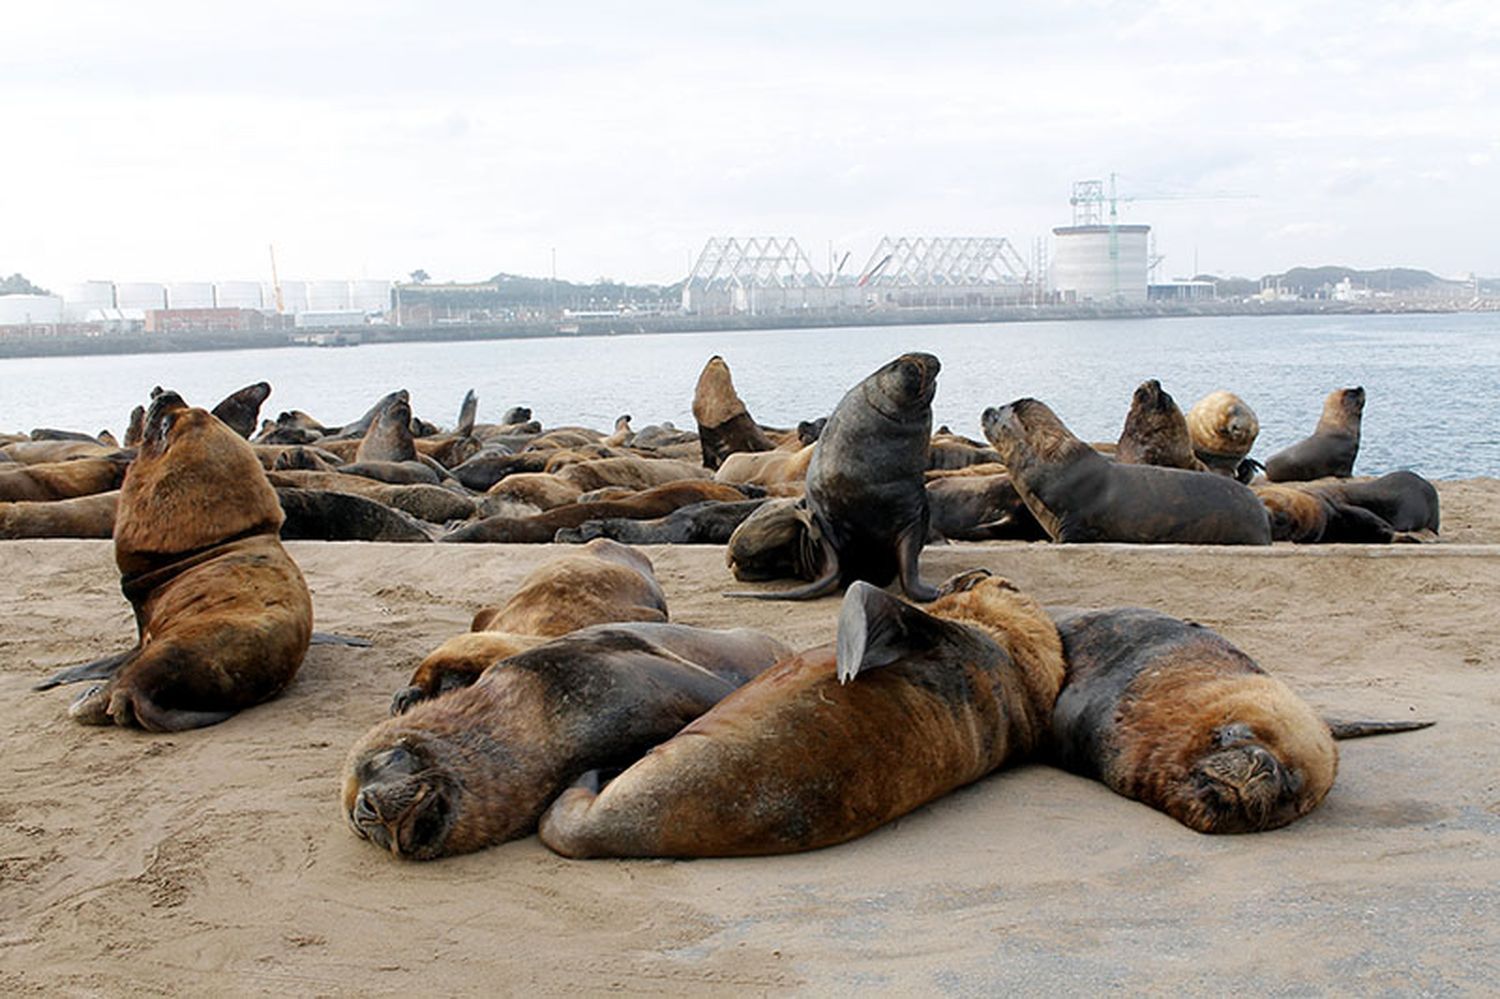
[17,356,1434,858]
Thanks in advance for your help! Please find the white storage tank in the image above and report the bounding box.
[115,282,167,310]
[0,294,64,325]
[61,280,115,321]
[350,279,392,313]
[214,281,264,309]
[1051,224,1150,304]
[167,282,215,309]
[306,280,351,311]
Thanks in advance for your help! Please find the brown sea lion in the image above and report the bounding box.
[0,490,119,539]
[33,392,313,731]
[483,472,584,510]
[537,573,1064,858]
[343,621,791,859]
[1,439,118,464]
[355,391,418,463]
[692,356,776,470]
[553,456,710,493]
[714,444,815,487]
[1265,387,1364,482]
[1186,390,1261,481]
[926,473,1046,542]
[981,398,1271,545]
[1116,380,1209,472]
[1311,471,1439,535]
[393,538,671,710]
[732,353,942,601]
[1253,471,1440,543]
[725,497,827,582]
[1047,607,1432,833]
[210,381,272,439]
[443,480,745,543]
[0,455,131,502]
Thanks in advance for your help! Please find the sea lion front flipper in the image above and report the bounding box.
[835,581,958,683]
[33,647,138,691]
[895,521,939,603]
[1324,718,1435,739]
[456,390,478,437]
[311,631,373,648]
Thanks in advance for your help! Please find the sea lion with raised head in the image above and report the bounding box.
[33,392,313,731]
[981,398,1271,545]
[732,352,942,601]
[693,356,776,470]
[210,381,272,439]
[1186,390,1261,481]
[1048,606,1432,833]
[537,572,1064,858]
[1116,380,1209,472]
[343,621,791,859]
[1264,387,1364,482]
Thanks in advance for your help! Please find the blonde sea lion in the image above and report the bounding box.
[1048,607,1432,833]
[1186,390,1261,481]
[1264,387,1364,482]
[553,456,710,493]
[343,621,791,859]
[537,572,1064,858]
[33,392,313,731]
[693,355,775,470]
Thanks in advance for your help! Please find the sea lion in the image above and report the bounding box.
[443,480,745,543]
[1312,471,1439,535]
[393,538,671,711]
[1253,471,1440,543]
[1186,390,1261,481]
[725,497,827,582]
[557,498,767,546]
[537,572,1064,858]
[1,439,118,464]
[981,398,1271,546]
[732,353,942,601]
[485,473,585,510]
[553,456,711,493]
[926,473,1046,542]
[343,621,791,859]
[0,455,131,502]
[0,490,119,539]
[714,444,816,487]
[266,470,475,523]
[33,391,313,731]
[275,488,439,543]
[354,391,418,464]
[1047,607,1433,833]
[210,381,272,439]
[1264,387,1364,482]
[693,355,776,470]
[1116,380,1209,472]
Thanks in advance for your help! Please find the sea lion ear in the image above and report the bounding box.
[836,582,948,684]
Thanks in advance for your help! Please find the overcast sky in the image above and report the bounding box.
[6,1,1498,289]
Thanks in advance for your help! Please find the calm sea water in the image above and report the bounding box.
[4,313,1498,478]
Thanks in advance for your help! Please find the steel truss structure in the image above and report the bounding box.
[856,237,1031,287]
[685,237,827,290]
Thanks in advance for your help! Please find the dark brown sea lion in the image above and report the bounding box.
[1047,607,1433,833]
[537,573,1064,858]
[1265,387,1364,482]
[33,392,313,731]
[0,455,131,502]
[443,480,746,543]
[926,473,1046,542]
[732,353,942,601]
[981,398,1271,545]
[557,498,767,546]
[1186,390,1261,481]
[342,621,791,859]
[266,470,475,522]
[393,538,670,710]
[123,405,147,448]
[1116,380,1209,472]
[276,487,438,543]
[1310,471,1439,535]
[210,381,272,439]
[725,497,827,582]
[693,355,776,470]
[0,491,119,539]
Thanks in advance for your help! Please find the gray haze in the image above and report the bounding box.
[7,1,1498,287]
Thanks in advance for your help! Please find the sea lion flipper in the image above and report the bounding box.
[835,581,953,683]
[1324,718,1436,739]
[896,522,939,603]
[456,390,478,437]
[724,529,841,601]
[33,648,137,691]
[310,631,373,648]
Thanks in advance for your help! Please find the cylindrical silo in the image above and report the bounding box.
[167,282,215,309]
[61,280,115,321]
[114,282,167,310]
[306,280,351,311]
[0,294,65,325]
[214,281,264,309]
[1051,225,1150,304]
[349,279,392,313]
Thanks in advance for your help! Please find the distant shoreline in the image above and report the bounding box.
[0,299,1480,360]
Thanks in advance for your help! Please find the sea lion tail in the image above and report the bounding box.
[33,648,137,691]
[311,631,374,648]
[1324,718,1435,739]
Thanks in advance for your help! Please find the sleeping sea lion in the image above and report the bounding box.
[442,480,745,543]
[981,398,1271,545]
[1116,380,1208,471]
[33,392,313,731]
[0,455,131,502]
[693,356,775,470]
[1048,606,1432,833]
[556,498,767,546]
[537,572,1064,858]
[1185,390,1260,481]
[732,352,942,601]
[1264,387,1364,482]
[342,622,791,859]
[0,491,119,539]
[210,381,272,439]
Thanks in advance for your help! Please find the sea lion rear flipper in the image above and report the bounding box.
[835,581,957,683]
[311,631,373,648]
[1325,718,1436,739]
[33,648,138,691]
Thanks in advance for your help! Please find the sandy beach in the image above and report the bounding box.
[3,478,1498,995]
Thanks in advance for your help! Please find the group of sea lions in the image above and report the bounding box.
[18,352,1434,864]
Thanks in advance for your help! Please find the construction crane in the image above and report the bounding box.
[268,244,285,314]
